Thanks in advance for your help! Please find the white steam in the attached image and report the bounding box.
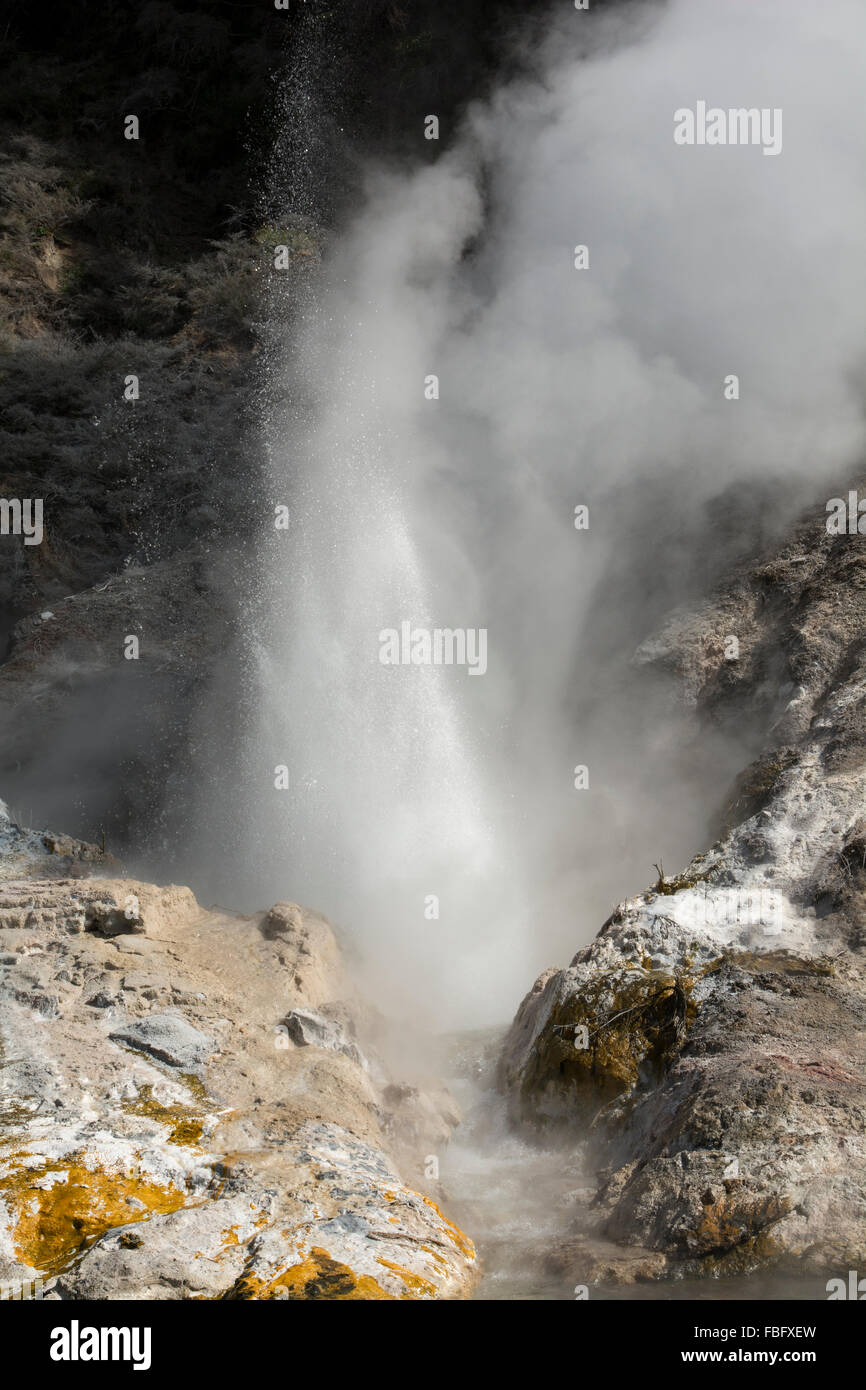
[237,0,866,1028]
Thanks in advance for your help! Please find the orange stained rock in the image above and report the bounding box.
[376,1258,438,1298]
[225,1247,395,1300]
[0,1154,188,1276]
[419,1194,476,1261]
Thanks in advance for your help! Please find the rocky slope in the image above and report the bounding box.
[499,489,866,1286]
[0,811,475,1299]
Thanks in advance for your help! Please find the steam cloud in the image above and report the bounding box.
[210,0,866,1028]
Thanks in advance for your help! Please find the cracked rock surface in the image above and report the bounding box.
[0,827,475,1300]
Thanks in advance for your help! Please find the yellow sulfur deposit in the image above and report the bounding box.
[0,1153,188,1276]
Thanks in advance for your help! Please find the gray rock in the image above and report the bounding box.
[109,1013,215,1069]
[85,991,117,1009]
[282,1008,366,1068]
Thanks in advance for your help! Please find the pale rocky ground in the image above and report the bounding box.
[0,817,475,1300]
[500,491,866,1288]
[5,485,866,1300]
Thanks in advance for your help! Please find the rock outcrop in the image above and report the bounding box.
[0,800,118,882]
[0,824,475,1300]
[500,493,866,1284]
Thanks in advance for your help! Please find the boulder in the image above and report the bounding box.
[109,1014,216,1070]
[280,1008,366,1067]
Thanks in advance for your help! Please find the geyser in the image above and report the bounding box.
[219,0,866,1030]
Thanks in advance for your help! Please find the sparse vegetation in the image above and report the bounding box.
[721,747,799,831]
[652,859,713,896]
